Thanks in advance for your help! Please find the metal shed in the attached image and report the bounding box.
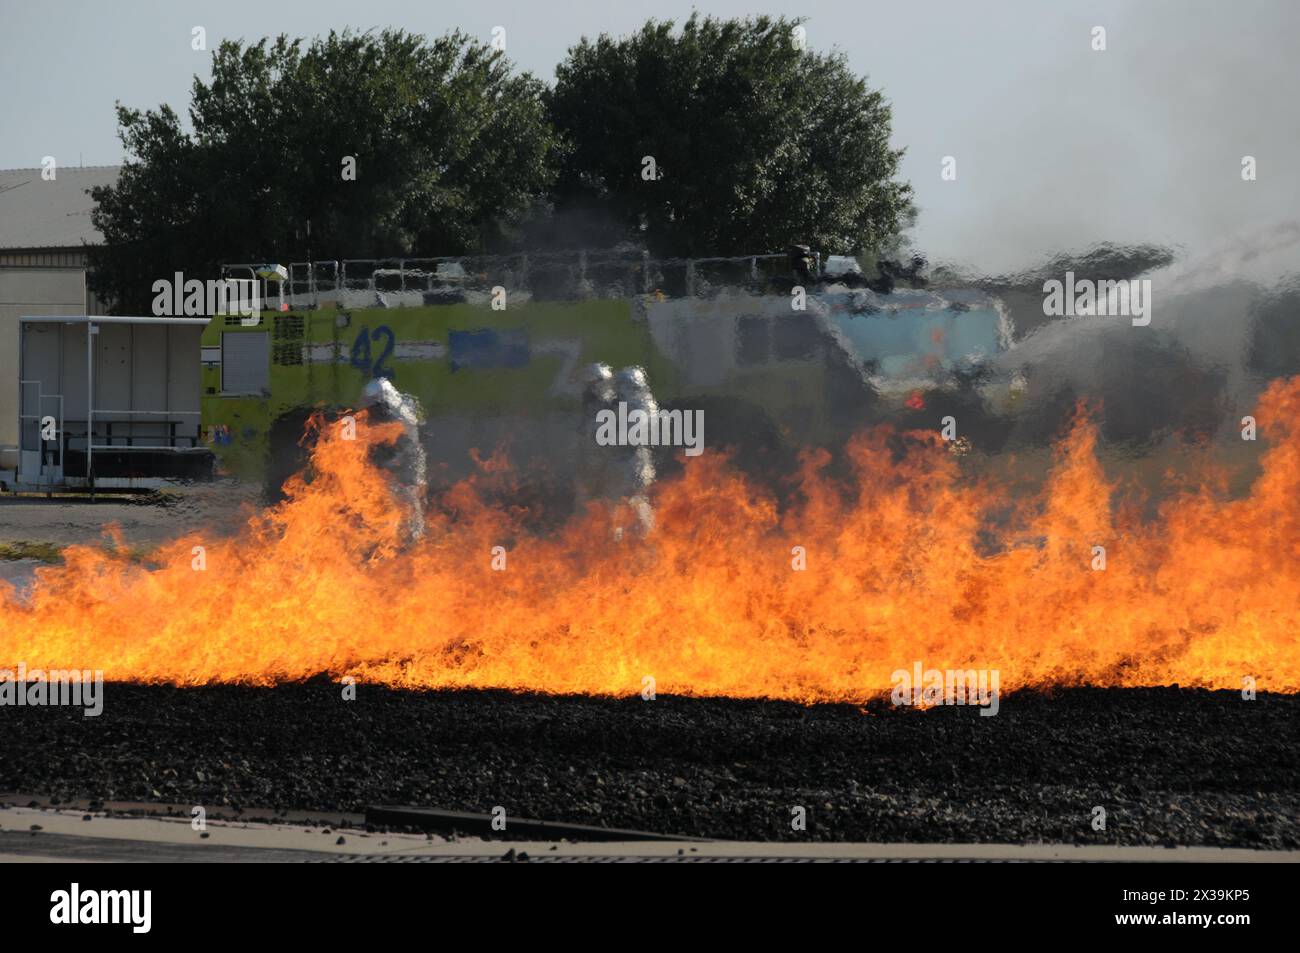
[13,315,211,489]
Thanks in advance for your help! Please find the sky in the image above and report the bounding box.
[1,0,1297,271]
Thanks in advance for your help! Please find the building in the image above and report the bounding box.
[1,166,120,476]
[1,166,211,489]
[0,165,118,302]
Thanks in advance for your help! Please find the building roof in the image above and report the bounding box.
[0,166,119,250]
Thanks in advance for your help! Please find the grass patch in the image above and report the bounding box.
[0,541,64,563]
[0,541,159,567]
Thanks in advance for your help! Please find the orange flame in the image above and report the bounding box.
[4,379,1300,701]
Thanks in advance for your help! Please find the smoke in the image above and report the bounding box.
[902,0,1300,274]
[991,222,1300,449]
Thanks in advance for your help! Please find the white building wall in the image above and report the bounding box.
[0,268,86,469]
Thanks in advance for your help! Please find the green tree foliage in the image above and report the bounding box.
[89,29,559,313]
[88,19,917,310]
[548,14,914,257]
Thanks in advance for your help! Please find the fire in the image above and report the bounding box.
[4,379,1300,701]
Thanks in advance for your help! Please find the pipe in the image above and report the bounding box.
[19,315,211,326]
[86,322,94,486]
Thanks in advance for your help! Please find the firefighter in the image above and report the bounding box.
[579,362,656,539]
[358,377,427,543]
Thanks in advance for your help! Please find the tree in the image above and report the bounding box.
[89,29,560,313]
[548,15,914,258]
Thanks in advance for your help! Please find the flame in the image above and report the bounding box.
[4,379,1300,701]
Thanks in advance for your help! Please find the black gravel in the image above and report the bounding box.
[2,680,1297,847]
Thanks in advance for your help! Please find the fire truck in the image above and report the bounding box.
[200,252,1012,496]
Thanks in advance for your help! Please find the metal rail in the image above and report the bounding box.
[366,805,707,842]
[224,251,801,309]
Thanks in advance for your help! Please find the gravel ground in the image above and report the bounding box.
[1,681,1295,847]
